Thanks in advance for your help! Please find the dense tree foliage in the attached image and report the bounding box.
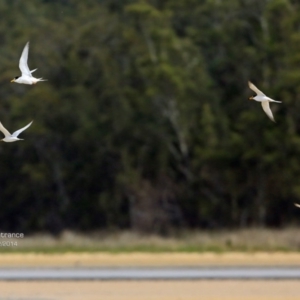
[0,0,299,234]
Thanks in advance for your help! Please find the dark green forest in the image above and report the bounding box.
[0,0,299,234]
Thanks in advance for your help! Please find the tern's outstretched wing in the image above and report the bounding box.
[0,122,11,137]
[261,101,275,122]
[248,81,265,96]
[19,42,31,77]
[12,121,33,137]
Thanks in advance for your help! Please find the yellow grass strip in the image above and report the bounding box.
[0,252,300,267]
[0,280,299,300]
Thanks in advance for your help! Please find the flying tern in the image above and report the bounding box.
[0,121,33,142]
[248,81,281,122]
[11,42,46,85]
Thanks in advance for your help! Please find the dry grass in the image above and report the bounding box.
[0,280,299,300]
[2,227,300,252]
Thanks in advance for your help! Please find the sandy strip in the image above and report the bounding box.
[0,252,300,267]
[0,280,299,300]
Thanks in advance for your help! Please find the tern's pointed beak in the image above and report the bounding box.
[10,79,15,83]
[249,96,254,100]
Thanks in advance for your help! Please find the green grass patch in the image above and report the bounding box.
[0,228,298,253]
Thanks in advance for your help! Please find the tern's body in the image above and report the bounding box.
[0,121,33,142]
[11,42,46,85]
[248,81,281,122]
[14,74,41,85]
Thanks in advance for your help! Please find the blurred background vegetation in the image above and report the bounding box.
[0,0,299,235]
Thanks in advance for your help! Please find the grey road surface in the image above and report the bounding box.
[0,267,300,280]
